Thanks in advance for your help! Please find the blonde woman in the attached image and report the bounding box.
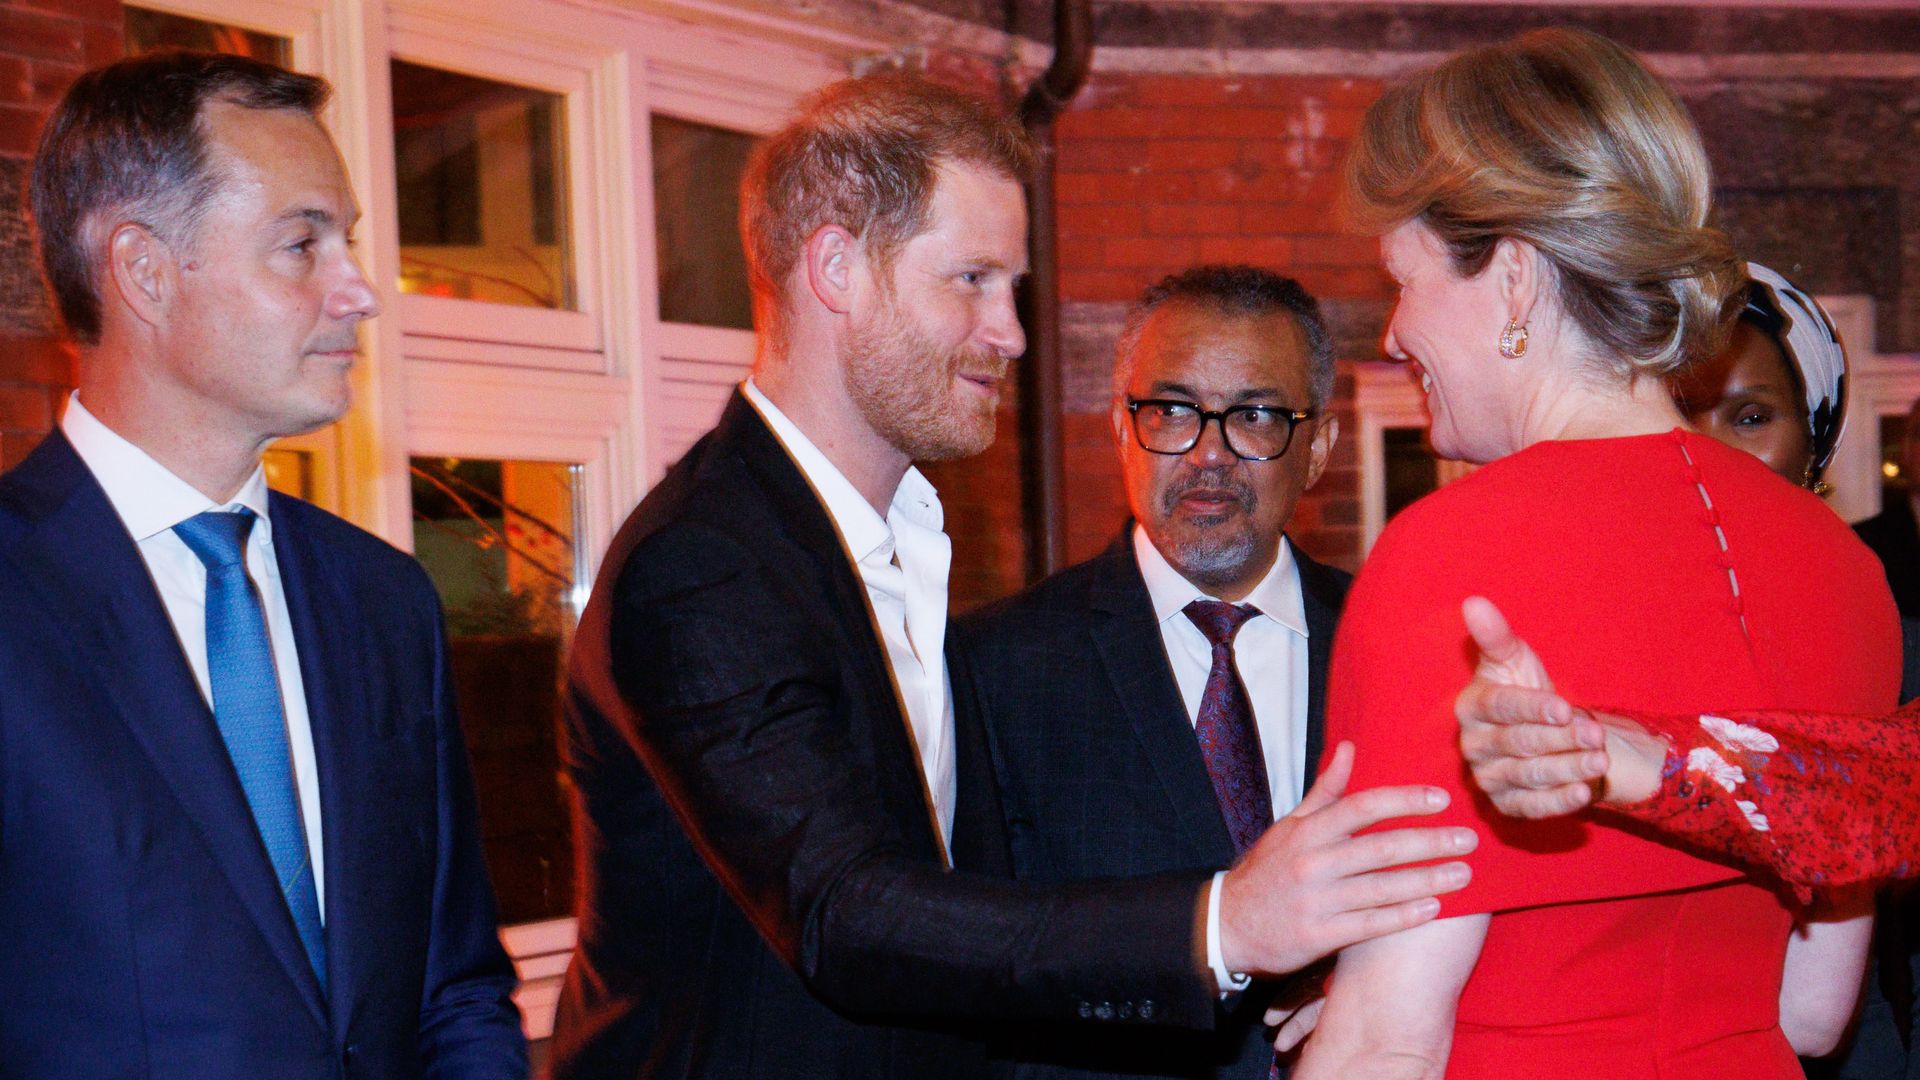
[1295,29,1902,1080]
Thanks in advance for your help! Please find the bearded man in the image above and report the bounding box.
[551,78,1473,1080]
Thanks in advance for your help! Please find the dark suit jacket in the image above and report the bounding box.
[1856,496,1920,618]
[953,535,1351,1080]
[0,431,524,1079]
[551,393,1217,1080]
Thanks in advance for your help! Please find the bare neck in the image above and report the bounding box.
[1512,357,1688,453]
[77,357,264,505]
[752,350,908,515]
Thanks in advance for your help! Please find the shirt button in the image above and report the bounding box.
[1094,1001,1115,1021]
[1117,1001,1134,1020]
[1138,1000,1155,1020]
[1076,1001,1092,1019]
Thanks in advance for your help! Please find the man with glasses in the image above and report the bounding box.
[956,266,1416,1080]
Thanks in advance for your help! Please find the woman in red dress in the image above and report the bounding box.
[1295,28,1904,1080]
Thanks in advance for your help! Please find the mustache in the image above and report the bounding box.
[1160,467,1256,516]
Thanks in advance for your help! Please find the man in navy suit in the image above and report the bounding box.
[0,52,525,1077]
[956,267,1349,1080]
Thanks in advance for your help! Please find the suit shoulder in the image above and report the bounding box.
[954,550,1120,650]
[270,495,434,591]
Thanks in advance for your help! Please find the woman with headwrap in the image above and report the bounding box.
[1673,263,1850,494]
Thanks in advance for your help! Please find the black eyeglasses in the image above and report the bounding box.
[1125,397,1317,461]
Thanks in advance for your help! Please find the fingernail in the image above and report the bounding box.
[1416,898,1442,918]
[1444,864,1470,888]
[1451,828,1478,852]
[1425,787,1449,809]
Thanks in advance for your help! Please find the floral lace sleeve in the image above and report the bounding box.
[1607,699,1920,902]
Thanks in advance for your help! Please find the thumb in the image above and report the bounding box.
[1297,740,1354,816]
[1462,596,1520,667]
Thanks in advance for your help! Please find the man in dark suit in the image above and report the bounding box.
[553,76,1476,1080]
[1855,396,1920,619]
[0,53,525,1077]
[955,267,1348,1080]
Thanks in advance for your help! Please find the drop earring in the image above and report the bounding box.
[1498,319,1529,359]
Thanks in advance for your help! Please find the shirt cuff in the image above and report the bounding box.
[1206,870,1251,995]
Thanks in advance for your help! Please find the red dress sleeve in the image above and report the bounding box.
[1605,698,1920,899]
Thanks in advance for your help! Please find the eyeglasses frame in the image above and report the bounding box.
[1124,396,1318,461]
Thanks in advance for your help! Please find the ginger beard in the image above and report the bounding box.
[842,285,1006,463]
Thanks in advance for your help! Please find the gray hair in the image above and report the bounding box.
[1112,264,1336,409]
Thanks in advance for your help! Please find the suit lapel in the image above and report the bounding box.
[271,495,372,1026]
[0,435,328,1025]
[1086,539,1236,863]
[723,396,947,863]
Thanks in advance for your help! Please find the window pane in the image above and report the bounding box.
[411,456,582,923]
[392,61,573,310]
[651,114,756,330]
[261,448,312,500]
[124,7,290,64]
[1883,412,1913,503]
[1383,426,1440,523]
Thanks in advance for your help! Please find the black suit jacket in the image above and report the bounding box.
[551,394,1217,1080]
[0,431,524,1079]
[953,534,1351,1080]
[1856,496,1920,618]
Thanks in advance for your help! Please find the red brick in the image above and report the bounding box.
[12,0,118,24]
[0,102,46,155]
[1103,235,1197,269]
[1055,171,1143,205]
[1196,236,1294,268]
[0,384,53,431]
[1290,266,1393,301]
[0,335,74,386]
[1243,202,1350,235]
[1060,268,1151,304]
[1193,167,1296,203]
[1056,235,1105,273]
[1294,234,1381,268]
[1057,138,1145,174]
[1283,76,1385,110]
[1143,139,1240,172]
[79,19,120,65]
[1144,204,1242,237]
[0,8,85,64]
[1139,172,1196,202]
[0,54,29,104]
[1058,203,1145,238]
[26,58,81,107]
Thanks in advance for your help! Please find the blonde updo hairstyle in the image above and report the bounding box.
[1344,28,1745,378]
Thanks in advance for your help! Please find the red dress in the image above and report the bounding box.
[1330,431,1902,1080]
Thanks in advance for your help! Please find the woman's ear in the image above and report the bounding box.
[1493,236,1544,328]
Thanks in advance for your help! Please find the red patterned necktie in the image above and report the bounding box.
[1182,599,1272,856]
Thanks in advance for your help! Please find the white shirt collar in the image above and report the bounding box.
[60,392,274,545]
[1132,523,1307,639]
[740,379,941,562]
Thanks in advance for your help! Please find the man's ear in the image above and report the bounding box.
[1303,412,1339,492]
[104,222,174,331]
[801,224,860,317]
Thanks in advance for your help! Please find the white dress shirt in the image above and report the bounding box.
[62,393,326,917]
[741,380,957,858]
[1133,524,1312,991]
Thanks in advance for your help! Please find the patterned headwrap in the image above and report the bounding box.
[1743,262,1848,482]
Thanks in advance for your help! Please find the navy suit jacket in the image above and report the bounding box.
[954,535,1351,1080]
[0,431,525,1079]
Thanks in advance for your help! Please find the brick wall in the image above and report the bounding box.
[1049,73,1391,574]
[0,0,119,468]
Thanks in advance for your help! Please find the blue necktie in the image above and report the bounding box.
[174,508,326,990]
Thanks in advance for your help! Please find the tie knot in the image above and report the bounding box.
[174,508,256,570]
[1183,599,1260,647]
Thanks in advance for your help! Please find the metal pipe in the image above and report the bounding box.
[1015,0,1093,582]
